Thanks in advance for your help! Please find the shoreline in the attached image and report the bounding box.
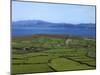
[12,34,96,40]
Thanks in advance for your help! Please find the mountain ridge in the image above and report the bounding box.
[12,20,96,28]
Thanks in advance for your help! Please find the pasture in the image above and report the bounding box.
[12,35,96,74]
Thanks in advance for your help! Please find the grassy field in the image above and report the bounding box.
[12,34,96,74]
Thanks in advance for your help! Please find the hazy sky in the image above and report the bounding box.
[12,1,96,24]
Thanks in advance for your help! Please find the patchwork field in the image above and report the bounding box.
[12,35,96,74]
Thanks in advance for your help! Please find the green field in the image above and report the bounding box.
[12,35,96,74]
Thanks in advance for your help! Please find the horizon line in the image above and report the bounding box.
[12,19,96,25]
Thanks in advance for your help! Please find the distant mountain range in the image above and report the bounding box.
[12,20,96,37]
[12,20,96,28]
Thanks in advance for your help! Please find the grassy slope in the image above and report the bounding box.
[12,35,96,74]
